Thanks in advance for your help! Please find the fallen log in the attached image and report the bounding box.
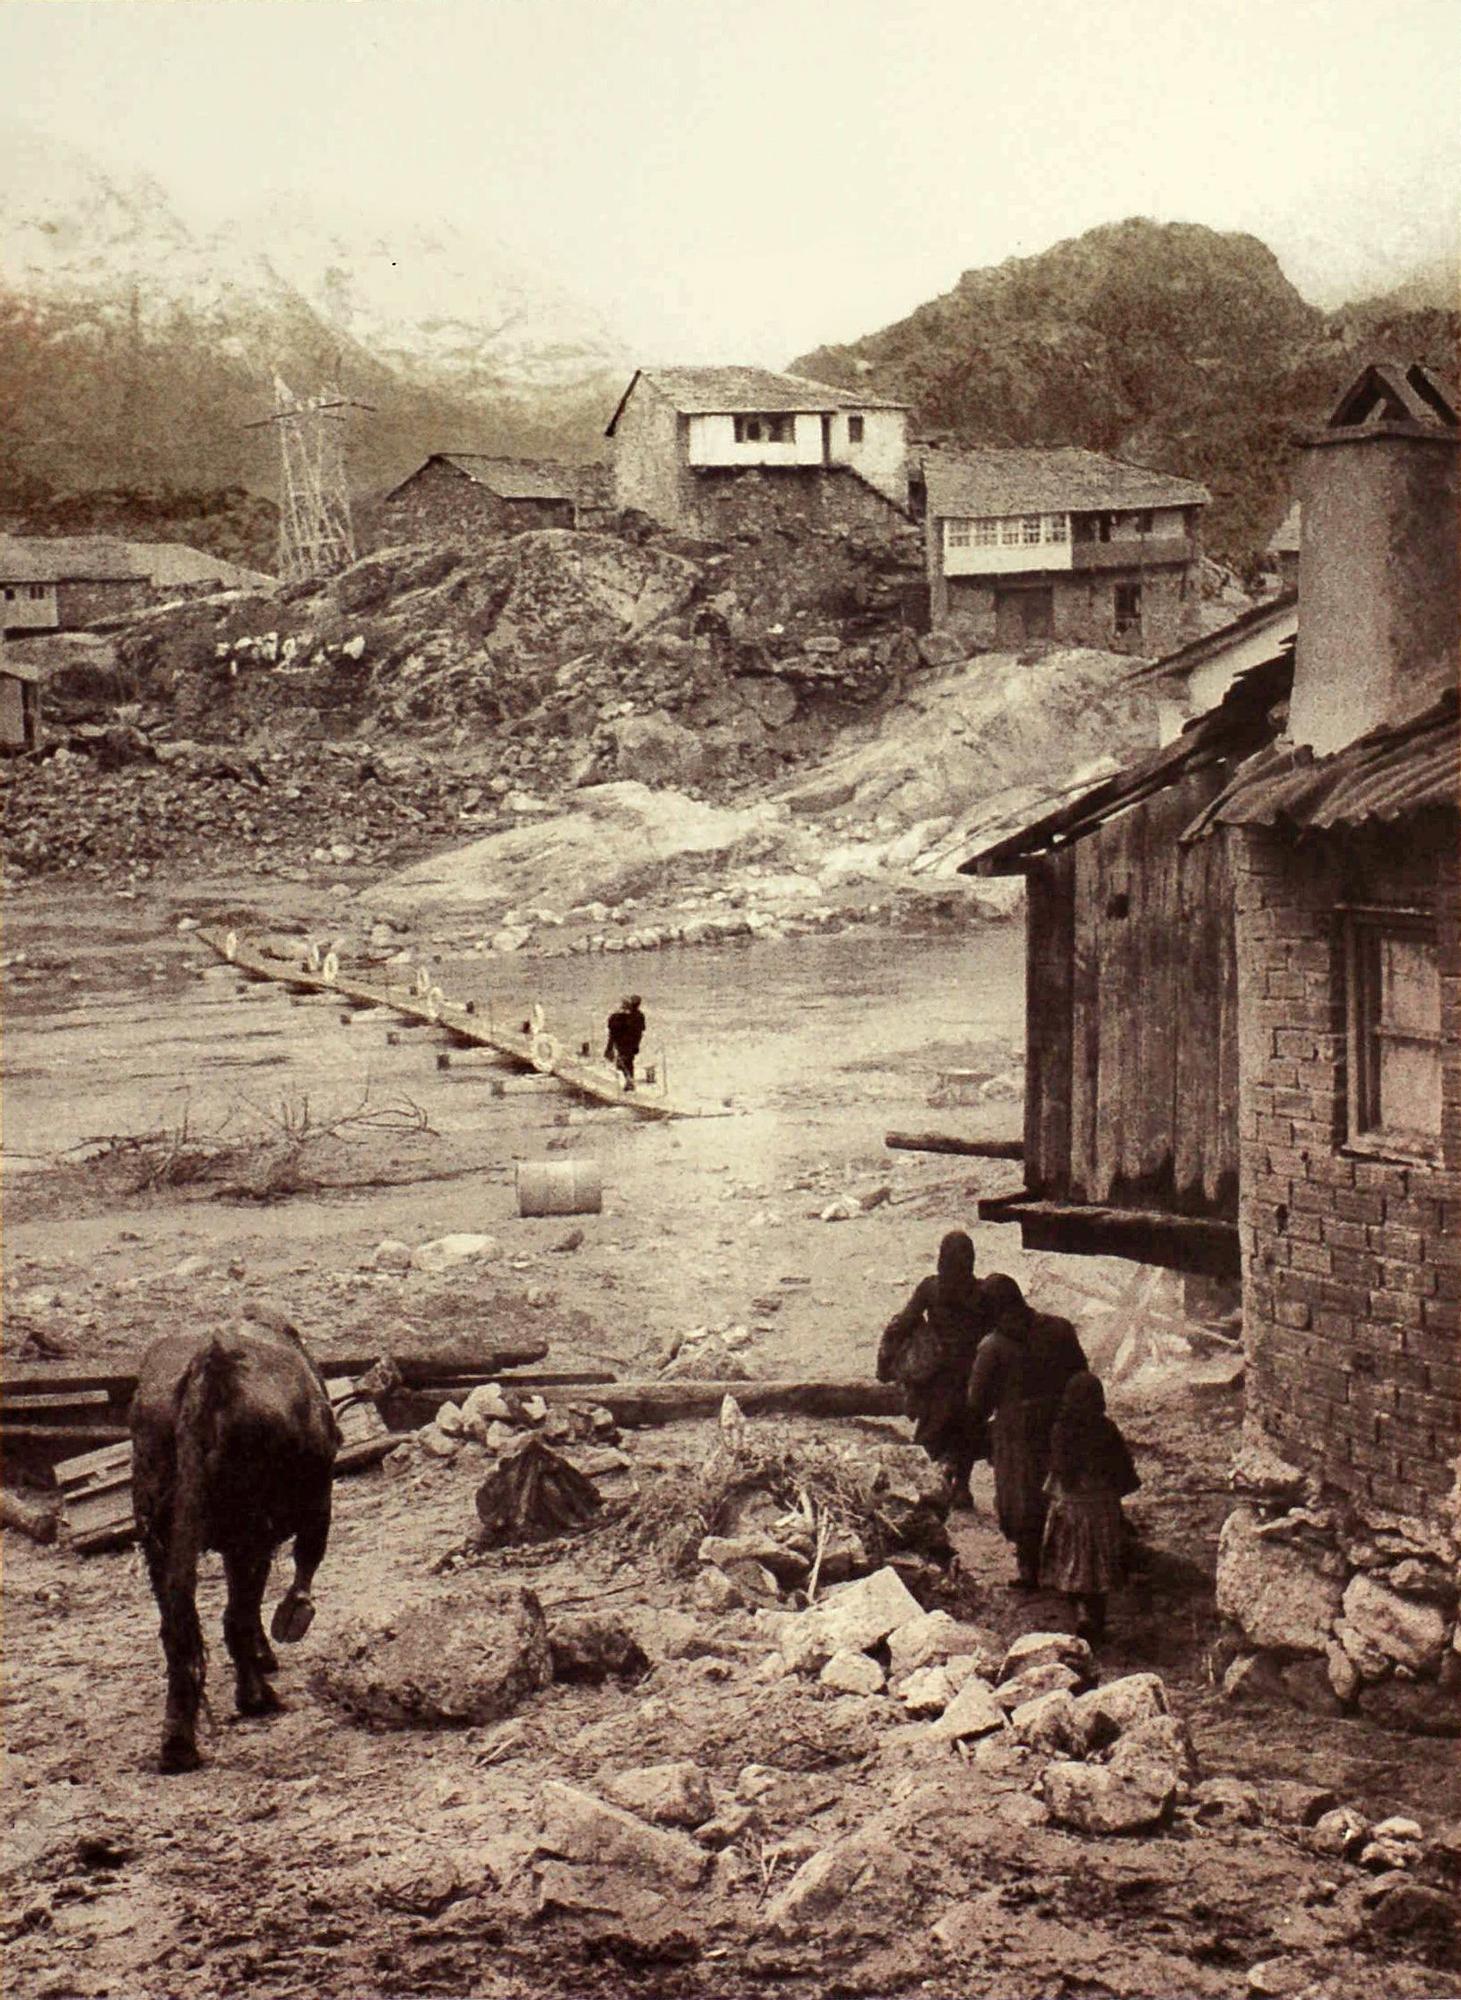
[1,1488,60,1543]
[390,1378,905,1432]
[3,1342,553,1408]
[885,1132,1024,1160]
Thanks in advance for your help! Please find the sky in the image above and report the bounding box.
[3,0,1458,362]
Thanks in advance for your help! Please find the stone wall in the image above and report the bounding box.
[56,578,150,628]
[1214,817,1460,1730]
[934,563,1196,655]
[611,385,698,528]
[687,466,913,544]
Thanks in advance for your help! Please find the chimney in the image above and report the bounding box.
[1288,361,1459,758]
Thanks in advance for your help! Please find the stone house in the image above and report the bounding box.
[1266,501,1301,590]
[0,652,41,750]
[922,446,1209,655]
[1128,591,1298,746]
[0,538,272,635]
[374,455,612,546]
[605,366,911,539]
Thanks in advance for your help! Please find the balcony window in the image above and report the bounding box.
[734,414,795,444]
[1021,515,1042,545]
[946,520,971,549]
[1044,514,1069,543]
[1345,911,1442,1157]
[971,518,998,545]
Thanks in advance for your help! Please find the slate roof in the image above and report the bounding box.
[0,537,148,584]
[1184,689,1459,838]
[433,455,582,502]
[0,537,271,589]
[924,446,1210,520]
[606,366,907,434]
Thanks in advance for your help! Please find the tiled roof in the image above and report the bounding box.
[924,446,1210,519]
[606,366,907,433]
[1184,689,1459,838]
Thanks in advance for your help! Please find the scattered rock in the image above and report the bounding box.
[1341,1573,1449,1676]
[1310,1806,1371,1859]
[1216,1505,1344,1655]
[819,1650,887,1697]
[548,1615,650,1687]
[412,1233,500,1273]
[998,1630,1094,1684]
[1191,1776,1262,1826]
[603,1762,714,1829]
[926,1677,1007,1743]
[1069,1673,1168,1752]
[764,1828,913,1935]
[537,1782,708,1890]
[1254,1780,1338,1828]
[1119,1713,1199,1784]
[995,1661,1082,1710]
[886,1610,1002,1681]
[1040,1734,1178,1835]
[780,1566,923,1673]
[313,1585,551,1728]
[369,1237,413,1274]
[1362,1877,1457,1950]
[1011,1689,1081,1756]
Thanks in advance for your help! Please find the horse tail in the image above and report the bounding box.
[165,1340,237,1698]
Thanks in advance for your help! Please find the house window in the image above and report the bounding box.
[946,520,971,549]
[28,584,47,599]
[1043,513,1069,543]
[1346,911,1442,1156]
[847,415,865,444]
[734,414,795,444]
[1134,510,1154,534]
[1114,581,1142,638]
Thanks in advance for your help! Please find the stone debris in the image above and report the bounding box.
[819,1649,887,1696]
[311,1584,552,1728]
[536,1781,709,1891]
[998,1630,1095,1683]
[547,1614,650,1687]
[925,1677,1008,1743]
[1040,1731,1180,1836]
[474,1433,604,1546]
[602,1761,715,1829]
[994,1660,1083,1710]
[779,1566,923,1674]
[886,1610,1002,1682]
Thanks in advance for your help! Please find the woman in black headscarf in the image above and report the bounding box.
[966,1274,1087,1588]
[876,1230,989,1508]
[1040,1369,1140,1642]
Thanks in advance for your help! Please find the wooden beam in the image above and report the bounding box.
[884,1132,1023,1160]
[974,1196,1239,1278]
[394,1379,907,1431]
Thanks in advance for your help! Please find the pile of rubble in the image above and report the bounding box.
[388,1381,638,1526]
[1215,1437,1461,1735]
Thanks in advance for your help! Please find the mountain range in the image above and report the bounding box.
[1,129,1455,568]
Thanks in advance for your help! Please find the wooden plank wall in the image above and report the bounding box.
[1022,767,1239,1220]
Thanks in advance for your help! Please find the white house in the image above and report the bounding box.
[605,366,911,536]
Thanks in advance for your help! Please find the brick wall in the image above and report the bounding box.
[1230,818,1460,1521]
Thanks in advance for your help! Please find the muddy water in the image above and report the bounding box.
[2,924,1026,1174]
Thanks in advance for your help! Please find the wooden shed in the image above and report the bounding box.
[0,655,41,751]
[961,649,1292,1275]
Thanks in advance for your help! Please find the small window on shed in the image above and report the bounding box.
[847,415,865,444]
[1346,911,1442,1156]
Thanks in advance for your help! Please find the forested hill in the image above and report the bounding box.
[793,218,1458,562]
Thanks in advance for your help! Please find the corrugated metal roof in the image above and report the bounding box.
[924,445,1209,519]
[606,366,906,433]
[961,650,1293,875]
[1184,691,1460,839]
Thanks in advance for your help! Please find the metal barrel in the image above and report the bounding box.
[515,1159,604,1217]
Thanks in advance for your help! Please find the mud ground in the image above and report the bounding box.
[3,882,1458,2000]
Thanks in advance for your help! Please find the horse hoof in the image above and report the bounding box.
[159,1736,202,1774]
[270,1591,315,1644]
[237,1681,284,1718]
[255,1643,279,1676]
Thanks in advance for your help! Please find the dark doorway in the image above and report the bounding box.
[1114,580,1143,644]
[996,587,1055,647]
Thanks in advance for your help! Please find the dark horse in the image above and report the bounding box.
[131,1318,339,1773]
